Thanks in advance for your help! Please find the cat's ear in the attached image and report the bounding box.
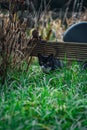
[49,54,54,58]
[50,54,54,57]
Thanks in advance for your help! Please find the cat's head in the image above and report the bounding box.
[38,53,54,73]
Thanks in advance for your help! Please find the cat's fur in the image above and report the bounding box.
[38,54,63,73]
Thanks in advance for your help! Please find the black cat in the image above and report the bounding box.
[38,54,63,73]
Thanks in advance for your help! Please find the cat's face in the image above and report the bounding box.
[38,54,54,73]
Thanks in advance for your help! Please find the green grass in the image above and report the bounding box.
[0,61,87,130]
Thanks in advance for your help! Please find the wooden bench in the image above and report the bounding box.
[26,41,87,62]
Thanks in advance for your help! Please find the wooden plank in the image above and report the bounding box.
[26,41,87,61]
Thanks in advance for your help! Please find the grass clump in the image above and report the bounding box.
[0,61,87,130]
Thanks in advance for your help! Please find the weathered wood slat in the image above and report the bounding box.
[26,41,87,61]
